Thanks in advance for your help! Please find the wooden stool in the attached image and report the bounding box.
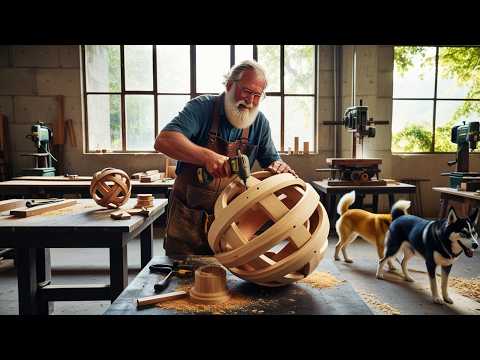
[399,178,430,217]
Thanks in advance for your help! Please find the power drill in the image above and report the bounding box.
[196,149,251,187]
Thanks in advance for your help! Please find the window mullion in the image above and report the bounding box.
[280,45,285,152]
[432,46,439,152]
[120,45,126,152]
[191,45,196,98]
[153,45,158,142]
[81,45,90,152]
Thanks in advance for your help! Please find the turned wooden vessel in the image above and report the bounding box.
[208,171,330,287]
[189,265,230,304]
[90,168,132,208]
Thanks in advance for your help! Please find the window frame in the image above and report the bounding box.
[81,45,318,154]
[392,46,480,154]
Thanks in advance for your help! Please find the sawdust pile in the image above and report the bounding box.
[298,271,345,289]
[448,276,480,303]
[155,284,274,314]
[358,291,401,315]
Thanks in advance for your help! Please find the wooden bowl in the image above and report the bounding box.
[189,265,230,304]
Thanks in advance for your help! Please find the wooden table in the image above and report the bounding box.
[0,198,168,315]
[0,177,174,199]
[311,180,416,231]
[433,187,480,219]
[104,256,373,315]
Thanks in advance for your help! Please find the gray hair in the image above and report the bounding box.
[223,59,268,89]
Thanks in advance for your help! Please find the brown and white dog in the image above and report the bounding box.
[334,190,411,269]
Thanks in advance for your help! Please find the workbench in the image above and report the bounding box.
[433,187,480,220]
[104,255,373,315]
[311,180,416,231]
[0,177,174,199]
[0,198,168,315]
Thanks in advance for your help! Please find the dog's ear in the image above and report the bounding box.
[447,207,458,225]
[469,207,480,226]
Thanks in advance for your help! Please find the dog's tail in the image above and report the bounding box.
[337,190,355,216]
[391,199,411,221]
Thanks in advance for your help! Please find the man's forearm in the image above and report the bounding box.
[154,131,212,166]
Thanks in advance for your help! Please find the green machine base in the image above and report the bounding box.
[22,167,56,176]
[449,172,480,189]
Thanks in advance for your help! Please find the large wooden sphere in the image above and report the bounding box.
[90,168,132,208]
[208,171,329,287]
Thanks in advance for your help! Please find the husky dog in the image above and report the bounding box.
[376,206,479,304]
[334,190,411,270]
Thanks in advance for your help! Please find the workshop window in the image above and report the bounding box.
[82,45,317,153]
[392,46,480,153]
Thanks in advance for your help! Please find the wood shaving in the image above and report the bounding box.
[358,291,401,315]
[448,276,480,303]
[155,284,275,314]
[298,271,345,289]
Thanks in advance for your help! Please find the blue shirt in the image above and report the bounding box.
[162,93,281,174]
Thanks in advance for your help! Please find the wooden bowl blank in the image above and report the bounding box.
[189,265,230,304]
[208,171,329,287]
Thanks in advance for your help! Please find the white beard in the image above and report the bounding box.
[224,84,259,129]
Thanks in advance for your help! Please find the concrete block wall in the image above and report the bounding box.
[1,44,469,218]
[0,45,167,177]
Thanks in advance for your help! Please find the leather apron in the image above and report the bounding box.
[164,96,258,256]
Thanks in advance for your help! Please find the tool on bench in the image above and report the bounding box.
[110,207,151,220]
[25,198,64,208]
[196,149,251,187]
[149,261,195,292]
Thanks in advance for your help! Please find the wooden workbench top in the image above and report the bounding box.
[0,179,174,187]
[433,187,480,201]
[104,255,373,315]
[0,198,168,232]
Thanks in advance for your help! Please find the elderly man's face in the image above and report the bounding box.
[228,70,266,108]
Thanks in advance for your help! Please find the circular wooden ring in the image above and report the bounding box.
[189,265,230,304]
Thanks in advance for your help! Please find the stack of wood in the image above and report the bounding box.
[131,170,165,182]
[135,194,154,208]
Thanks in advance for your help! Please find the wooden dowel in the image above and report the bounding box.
[136,290,188,307]
[303,141,309,155]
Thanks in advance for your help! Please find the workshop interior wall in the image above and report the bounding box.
[2,45,478,218]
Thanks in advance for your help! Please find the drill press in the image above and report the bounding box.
[441,120,480,191]
[21,122,57,176]
[319,100,389,186]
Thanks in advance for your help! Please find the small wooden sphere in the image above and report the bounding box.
[208,171,330,287]
[90,168,132,208]
[189,265,230,304]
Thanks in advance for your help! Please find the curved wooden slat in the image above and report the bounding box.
[209,172,330,287]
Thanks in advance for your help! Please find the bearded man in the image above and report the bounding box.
[154,59,295,256]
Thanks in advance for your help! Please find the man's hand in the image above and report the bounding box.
[266,160,297,176]
[205,152,231,178]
